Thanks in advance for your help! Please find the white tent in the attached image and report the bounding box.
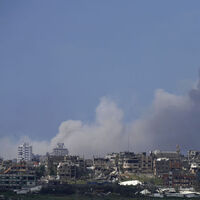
[119,180,142,186]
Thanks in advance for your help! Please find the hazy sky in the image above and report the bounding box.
[1,1,200,156]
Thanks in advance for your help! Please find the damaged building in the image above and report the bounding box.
[0,162,37,189]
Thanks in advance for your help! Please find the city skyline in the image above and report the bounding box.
[2,141,199,161]
[1,1,200,159]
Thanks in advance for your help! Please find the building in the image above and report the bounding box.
[57,161,77,181]
[17,143,32,163]
[162,171,196,187]
[0,162,36,189]
[123,156,140,172]
[153,157,182,176]
[140,153,153,173]
[46,155,65,176]
[64,155,85,171]
[153,158,170,176]
[118,152,135,171]
[151,149,180,160]
[188,150,200,163]
[93,158,112,171]
[105,153,118,166]
[52,143,68,157]
[49,155,85,181]
[117,152,153,173]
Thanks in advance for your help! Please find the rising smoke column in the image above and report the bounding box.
[50,97,127,157]
[129,74,200,152]
[2,74,200,159]
[51,74,200,155]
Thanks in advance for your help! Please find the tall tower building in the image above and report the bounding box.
[52,143,68,156]
[17,143,32,162]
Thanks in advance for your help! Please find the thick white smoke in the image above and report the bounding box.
[2,78,200,159]
[50,78,200,155]
[50,97,127,156]
[0,136,51,160]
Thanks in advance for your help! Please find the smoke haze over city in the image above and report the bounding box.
[1,77,200,159]
[1,1,200,159]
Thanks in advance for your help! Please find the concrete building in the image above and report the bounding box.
[140,153,153,173]
[123,156,140,172]
[57,155,85,181]
[188,150,200,163]
[0,162,36,189]
[105,153,118,166]
[118,152,135,171]
[117,152,153,173]
[151,149,180,160]
[52,143,68,157]
[93,158,112,171]
[153,158,170,176]
[46,155,65,176]
[17,143,32,163]
[162,171,196,188]
[57,161,77,181]
[64,155,85,170]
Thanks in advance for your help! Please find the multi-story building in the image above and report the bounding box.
[46,155,65,176]
[105,153,118,166]
[52,143,68,157]
[64,155,85,171]
[123,156,140,172]
[151,149,180,160]
[162,171,196,188]
[188,150,200,163]
[154,157,182,176]
[57,161,77,181]
[17,143,32,163]
[52,155,86,182]
[93,158,112,171]
[117,152,153,173]
[118,152,135,171]
[0,162,36,189]
[154,158,170,176]
[140,153,153,173]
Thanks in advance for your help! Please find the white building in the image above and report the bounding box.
[17,143,32,162]
[52,143,68,156]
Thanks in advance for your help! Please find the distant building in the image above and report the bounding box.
[57,161,77,181]
[52,143,68,157]
[0,162,36,189]
[117,152,153,173]
[57,155,85,181]
[151,149,180,159]
[46,155,65,176]
[188,150,200,163]
[162,171,196,188]
[154,158,170,176]
[17,143,32,162]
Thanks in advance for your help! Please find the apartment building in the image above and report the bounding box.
[17,143,32,163]
[57,161,77,181]
[118,152,153,173]
[0,163,36,189]
[52,143,68,157]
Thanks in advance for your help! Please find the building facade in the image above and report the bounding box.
[17,143,32,163]
[52,143,68,157]
[0,163,36,189]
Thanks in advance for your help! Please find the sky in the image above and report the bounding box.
[1,1,200,158]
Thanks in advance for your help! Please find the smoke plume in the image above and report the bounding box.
[50,75,200,155]
[2,75,200,159]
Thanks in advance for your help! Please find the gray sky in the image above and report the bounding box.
[0,1,200,158]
